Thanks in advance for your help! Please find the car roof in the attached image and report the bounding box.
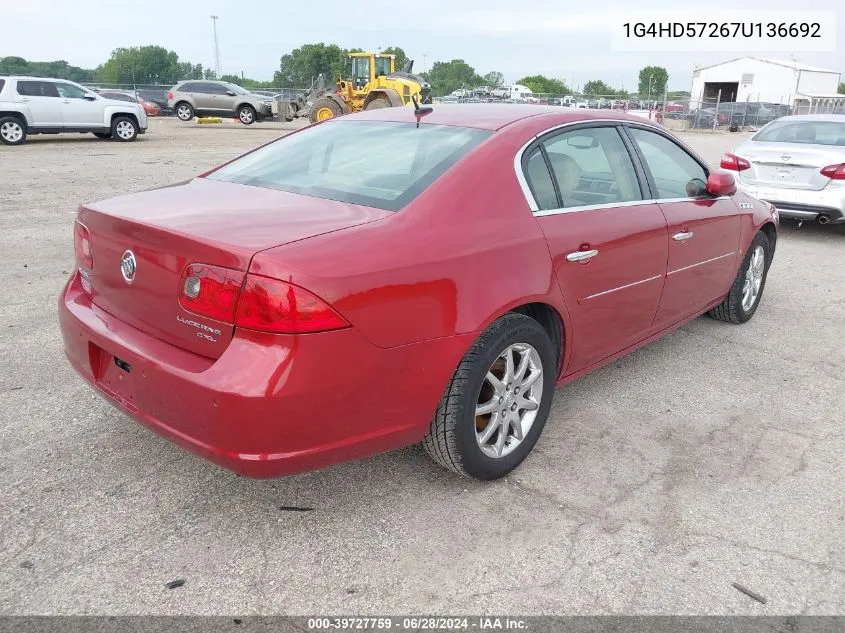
[772,114,845,123]
[0,75,65,82]
[342,104,655,131]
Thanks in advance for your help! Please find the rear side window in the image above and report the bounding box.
[207,121,492,211]
[16,81,59,97]
[523,126,642,210]
[179,83,198,92]
[627,128,707,199]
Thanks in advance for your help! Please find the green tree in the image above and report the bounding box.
[203,68,217,80]
[425,59,482,96]
[638,66,668,98]
[482,71,504,88]
[95,46,186,85]
[276,43,352,87]
[839,82,845,94]
[667,90,691,100]
[0,56,94,82]
[516,75,571,95]
[220,74,275,89]
[381,46,409,71]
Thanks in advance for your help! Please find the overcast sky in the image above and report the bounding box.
[3,0,842,90]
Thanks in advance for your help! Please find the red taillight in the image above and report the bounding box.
[820,163,845,180]
[235,275,349,334]
[720,153,751,172]
[74,220,93,269]
[179,264,245,323]
[167,91,173,100]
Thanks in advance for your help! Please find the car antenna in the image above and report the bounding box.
[411,95,433,128]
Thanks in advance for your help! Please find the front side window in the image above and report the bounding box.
[536,126,642,208]
[55,82,89,99]
[627,128,707,199]
[206,121,491,211]
[352,57,370,88]
[375,57,391,77]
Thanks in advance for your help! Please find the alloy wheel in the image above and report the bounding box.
[177,105,192,120]
[115,121,135,140]
[1,121,23,143]
[474,343,544,458]
[742,245,765,311]
[239,108,254,124]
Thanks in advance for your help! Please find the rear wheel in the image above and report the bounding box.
[422,313,556,480]
[309,97,342,124]
[111,116,138,142]
[175,102,194,121]
[364,95,392,110]
[708,231,771,324]
[238,105,257,125]
[0,116,26,145]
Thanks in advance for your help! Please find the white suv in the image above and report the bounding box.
[0,76,148,146]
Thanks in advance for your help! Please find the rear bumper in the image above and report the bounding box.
[58,273,471,478]
[739,183,845,223]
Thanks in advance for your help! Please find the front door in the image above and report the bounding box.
[55,82,102,128]
[522,124,669,373]
[624,126,741,328]
[14,80,63,128]
[209,83,237,114]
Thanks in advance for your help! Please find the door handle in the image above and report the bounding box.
[19,97,29,102]
[566,249,599,262]
[61,99,71,104]
[673,231,694,241]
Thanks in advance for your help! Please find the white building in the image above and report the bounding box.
[689,57,844,113]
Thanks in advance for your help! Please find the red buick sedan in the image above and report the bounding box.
[59,105,779,480]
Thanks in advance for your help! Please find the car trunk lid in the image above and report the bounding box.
[79,178,390,359]
[737,142,843,191]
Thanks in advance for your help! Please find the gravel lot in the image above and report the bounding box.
[1,117,843,615]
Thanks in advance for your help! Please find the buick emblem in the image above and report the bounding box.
[120,250,137,284]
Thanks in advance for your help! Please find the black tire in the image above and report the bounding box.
[708,231,771,324]
[0,116,27,145]
[422,313,557,480]
[111,116,138,142]
[93,132,111,139]
[308,97,343,124]
[364,95,392,110]
[175,102,194,122]
[238,105,257,125]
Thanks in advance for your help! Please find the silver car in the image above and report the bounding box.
[723,114,845,225]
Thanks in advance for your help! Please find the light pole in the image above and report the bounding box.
[648,73,654,105]
[423,54,427,74]
[210,15,221,78]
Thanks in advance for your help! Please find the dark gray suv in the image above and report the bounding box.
[167,81,274,124]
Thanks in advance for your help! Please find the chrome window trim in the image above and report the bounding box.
[585,275,663,300]
[667,252,735,276]
[513,118,717,215]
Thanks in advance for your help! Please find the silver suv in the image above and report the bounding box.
[0,76,147,146]
[167,80,274,124]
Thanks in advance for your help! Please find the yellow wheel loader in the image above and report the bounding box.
[282,52,432,124]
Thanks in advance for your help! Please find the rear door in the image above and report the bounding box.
[55,81,102,128]
[14,80,63,127]
[523,123,668,373]
[624,125,740,328]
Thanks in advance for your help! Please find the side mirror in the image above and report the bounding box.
[706,172,736,196]
[83,94,97,100]
[225,90,236,96]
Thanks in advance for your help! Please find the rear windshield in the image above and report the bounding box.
[753,120,845,146]
[206,121,492,211]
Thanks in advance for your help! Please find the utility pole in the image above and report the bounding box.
[423,54,427,74]
[210,15,221,78]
